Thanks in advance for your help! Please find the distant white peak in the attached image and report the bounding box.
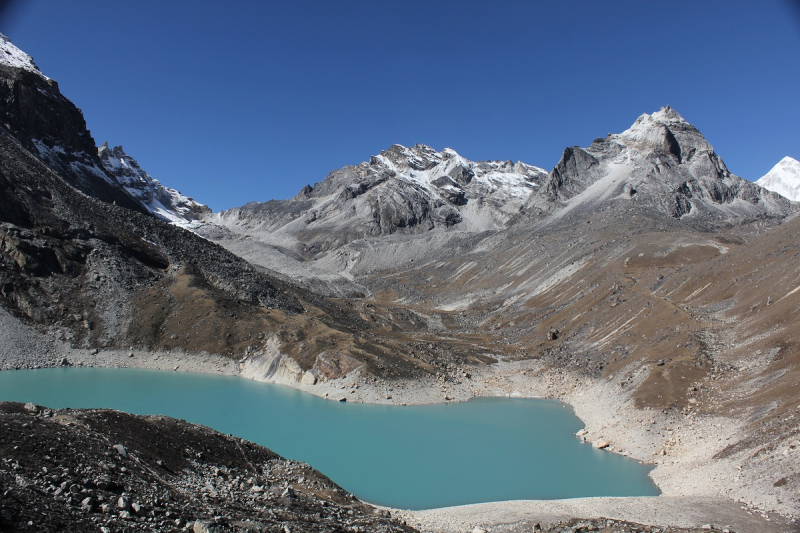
[0,34,49,80]
[756,156,800,201]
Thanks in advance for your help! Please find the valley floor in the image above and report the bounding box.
[1,312,797,532]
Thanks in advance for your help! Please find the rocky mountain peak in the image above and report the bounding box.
[651,105,684,122]
[370,144,449,173]
[362,143,545,197]
[526,107,793,225]
[756,156,800,201]
[98,143,210,229]
[616,106,712,161]
[212,144,549,259]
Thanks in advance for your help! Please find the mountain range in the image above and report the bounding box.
[1,33,800,531]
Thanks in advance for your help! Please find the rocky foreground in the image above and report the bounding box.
[0,401,414,533]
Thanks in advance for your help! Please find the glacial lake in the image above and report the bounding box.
[0,368,659,509]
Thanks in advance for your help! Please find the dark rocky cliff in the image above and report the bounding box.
[0,36,143,212]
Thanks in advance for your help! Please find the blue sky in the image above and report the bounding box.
[2,0,799,211]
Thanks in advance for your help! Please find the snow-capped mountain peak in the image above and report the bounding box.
[0,33,49,80]
[98,143,210,229]
[756,156,800,201]
[367,143,547,202]
[617,105,712,155]
[212,144,550,256]
[523,107,792,224]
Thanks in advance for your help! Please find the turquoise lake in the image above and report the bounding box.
[0,367,659,509]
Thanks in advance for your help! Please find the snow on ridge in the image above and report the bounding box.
[619,106,686,143]
[98,143,209,229]
[369,143,547,199]
[756,156,800,201]
[0,34,49,80]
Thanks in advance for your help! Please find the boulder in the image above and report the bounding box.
[301,370,317,385]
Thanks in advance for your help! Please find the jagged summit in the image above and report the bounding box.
[98,143,210,229]
[0,33,48,80]
[756,156,800,201]
[618,106,712,157]
[364,143,546,202]
[650,105,685,122]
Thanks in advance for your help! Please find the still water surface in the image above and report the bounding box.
[0,368,659,509]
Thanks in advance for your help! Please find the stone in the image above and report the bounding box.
[194,520,220,533]
[95,476,114,490]
[117,495,132,512]
[576,428,588,437]
[80,497,94,513]
[592,438,610,449]
[301,370,317,385]
[113,444,127,457]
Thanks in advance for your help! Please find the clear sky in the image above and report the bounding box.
[2,0,799,211]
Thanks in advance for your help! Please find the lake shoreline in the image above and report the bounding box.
[0,317,795,532]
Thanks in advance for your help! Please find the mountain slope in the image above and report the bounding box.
[755,156,800,201]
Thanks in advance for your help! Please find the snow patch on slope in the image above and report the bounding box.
[756,157,800,201]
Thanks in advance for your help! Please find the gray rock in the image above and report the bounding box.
[193,520,221,533]
[80,497,94,512]
[117,495,132,512]
[592,438,610,449]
